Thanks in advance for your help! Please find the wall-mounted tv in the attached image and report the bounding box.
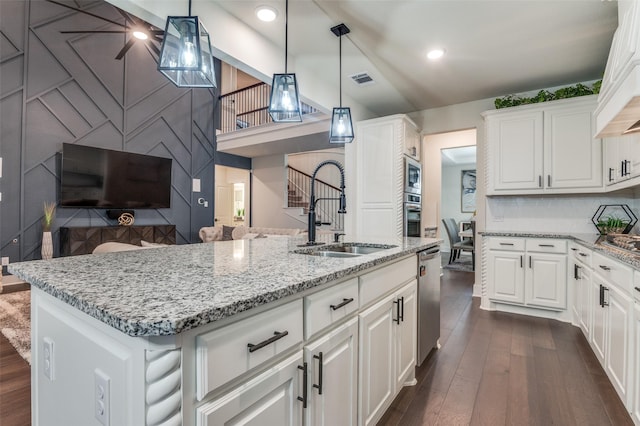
[60,143,172,209]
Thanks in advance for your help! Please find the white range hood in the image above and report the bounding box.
[595,0,640,138]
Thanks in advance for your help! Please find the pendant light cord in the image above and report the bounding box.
[339,33,342,107]
[188,0,192,16]
[285,0,289,72]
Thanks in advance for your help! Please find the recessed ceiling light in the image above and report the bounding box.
[256,5,278,22]
[427,48,445,60]
[132,31,148,40]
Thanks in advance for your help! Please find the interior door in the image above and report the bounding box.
[215,184,234,226]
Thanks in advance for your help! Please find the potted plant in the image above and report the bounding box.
[41,202,56,260]
[596,215,630,235]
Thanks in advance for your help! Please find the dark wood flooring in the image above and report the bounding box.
[380,264,634,426]
[0,263,634,426]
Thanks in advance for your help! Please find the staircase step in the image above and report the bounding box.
[289,202,309,208]
[288,195,303,201]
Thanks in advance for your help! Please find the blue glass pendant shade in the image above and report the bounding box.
[329,107,354,143]
[269,73,302,122]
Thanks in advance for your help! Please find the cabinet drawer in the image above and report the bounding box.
[525,238,567,254]
[359,256,416,307]
[487,237,525,251]
[305,277,358,339]
[592,251,633,293]
[195,299,303,400]
[569,242,592,268]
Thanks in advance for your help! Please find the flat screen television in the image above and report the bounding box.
[60,143,172,209]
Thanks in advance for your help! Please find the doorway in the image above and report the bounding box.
[215,165,251,227]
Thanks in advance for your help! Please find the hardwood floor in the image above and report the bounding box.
[0,264,634,426]
[0,333,30,426]
[380,265,634,426]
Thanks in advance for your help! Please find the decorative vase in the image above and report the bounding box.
[41,231,53,260]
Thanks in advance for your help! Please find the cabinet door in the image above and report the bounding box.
[395,280,417,391]
[578,266,592,338]
[603,136,621,186]
[196,352,303,426]
[525,253,567,310]
[358,294,396,426]
[570,259,580,322]
[591,278,607,364]
[305,318,358,426]
[488,111,543,191]
[403,120,420,159]
[617,133,640,180]
[544,103,602,190]
[487,250,525,304]
[605,284,633,408]
[633,303,640,425]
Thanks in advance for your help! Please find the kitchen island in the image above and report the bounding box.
[9,234,440,426]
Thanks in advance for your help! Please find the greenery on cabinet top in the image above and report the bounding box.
[494,80,601,109]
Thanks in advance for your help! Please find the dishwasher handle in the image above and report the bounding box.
[419,247,441,261]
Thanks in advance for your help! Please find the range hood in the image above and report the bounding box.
[595,0,640,138]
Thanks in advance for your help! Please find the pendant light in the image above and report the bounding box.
[268,0,302,122]
[157,0,217,88]
[329,23,354,143]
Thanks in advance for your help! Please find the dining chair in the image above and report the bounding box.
[442,218,474,265]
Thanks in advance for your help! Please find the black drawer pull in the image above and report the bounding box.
[570,248,578,251]
[298,362,308,408]
[578,253,587,257]
[599,265,611,271]
[634,287,640,293]
[313,352,323,395]
[499,243,514,246]
[538,244,555,248]
[393,299,401,324]
[400,296,405,322]
[248,330,289,353]
[538,175,542,187]
[330,298,354,310]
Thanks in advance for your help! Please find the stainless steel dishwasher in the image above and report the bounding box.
[417,246,441,366]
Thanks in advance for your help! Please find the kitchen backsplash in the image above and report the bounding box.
[485,195,640,234]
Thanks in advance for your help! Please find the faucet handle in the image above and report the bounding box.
[334,232,346,243]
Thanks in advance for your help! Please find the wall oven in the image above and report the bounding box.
[404,193,422,237]
[404,156,422,195]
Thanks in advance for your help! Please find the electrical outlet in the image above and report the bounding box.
[95,369,110,426]
[43,337,54,381]
[1,257,8,266]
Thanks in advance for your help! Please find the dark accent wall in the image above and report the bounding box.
[0,0,217,262]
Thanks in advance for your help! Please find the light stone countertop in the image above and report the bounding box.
[480,231,640,269]
[8,234,441,337]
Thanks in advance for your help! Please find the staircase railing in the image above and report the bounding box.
[287,166,344,231]
[219,82,318,134]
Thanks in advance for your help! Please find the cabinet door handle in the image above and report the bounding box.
[538,175,542,188]
[298,362,308,408]
[634,286,640,293]
[609,167,614,182]
[247,330,289,353]
[570,248,578,251]
[578,252,587,257]
[393,299,401,324]
[621,160,626,176]
[547,175,551,187]
[599,265,611,271]
[499,242,514,246]
[520,255,523,268]
[529,256,532,268]
[313,352,323,395]
[400,296,405,322]
[538,244,555,248]
[599,284,604,307]
[574,264,579,280]
[330,298,354,311]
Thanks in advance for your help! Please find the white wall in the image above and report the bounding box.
[441,162,476,251]
[252,154,307,229]
[287,149,345,189]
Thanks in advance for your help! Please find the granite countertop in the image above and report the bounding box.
[8,234,441,337]
[481,230,640,269]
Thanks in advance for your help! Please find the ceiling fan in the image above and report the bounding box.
[47,0,164,60]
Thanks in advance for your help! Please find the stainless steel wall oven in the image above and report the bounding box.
[404,193,421,237]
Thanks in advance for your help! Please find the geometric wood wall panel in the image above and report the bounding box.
[0,0,216,261]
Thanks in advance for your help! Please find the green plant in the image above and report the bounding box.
[596,215,629,234]
[494,80,602,109]
[42,202,56,232]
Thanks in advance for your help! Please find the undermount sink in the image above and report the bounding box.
[294,243,397,258]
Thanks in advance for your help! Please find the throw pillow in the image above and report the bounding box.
[231,225,248,240]
[255,233,267,238]
[222,225,235,241]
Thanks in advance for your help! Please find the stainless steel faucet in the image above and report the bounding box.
[306,160,346,245]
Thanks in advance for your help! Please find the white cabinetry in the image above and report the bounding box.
[569,243,593,337]
[603,133,640,188]
[485,96,602,195]
[633,299,640,425]
[590,252,634,409]
[487,237,567,310]
[358,279,417,426]
[196,351,304,426]
[305,317,358,426]
[345,115,420,238]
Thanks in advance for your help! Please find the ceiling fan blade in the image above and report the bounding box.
[115,38,136,60]
[114,8,137,27]
[46,0,126,29]
[150,30,165,36]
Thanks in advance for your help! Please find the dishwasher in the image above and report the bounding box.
[417,246,441,366]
